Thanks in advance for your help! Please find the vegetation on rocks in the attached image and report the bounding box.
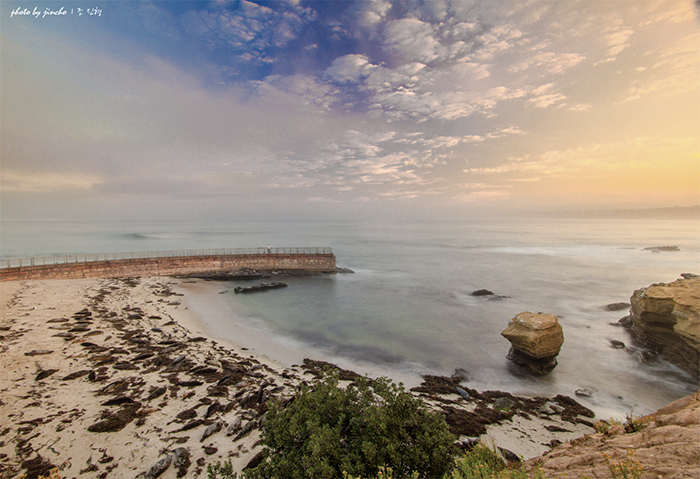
[244,373,457,479]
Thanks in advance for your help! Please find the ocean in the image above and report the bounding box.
[2,216,699,418]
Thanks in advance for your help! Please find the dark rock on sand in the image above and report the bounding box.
[87,404,141,433]
[200,421,222,442]
[173,447,191,478]
[35,369,58,381]
[609,340,626,349]
[24,350,53,356]
[62,370,92,381]
[143,454,172,479]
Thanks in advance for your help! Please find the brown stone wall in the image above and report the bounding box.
[0,254,337,281]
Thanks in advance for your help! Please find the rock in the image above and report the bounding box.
[498,447,521,465]
[472,289,509,300]
[24,350,53,356]
[501,312,564,375]
[604,302,630,311]
[625,277,699,378]
[575,388,593,398]
[493,397,514,411]
[35,369,58,381]
[609,340,626,349]
[637,350,658,364]
[643,245,680,252]
[539,401,564,415]
[525,390,700,479]
[452,368,470,381]
[234,282,288,293]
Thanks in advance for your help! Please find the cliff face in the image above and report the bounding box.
[525,390,700,479]
[627,276,700,378]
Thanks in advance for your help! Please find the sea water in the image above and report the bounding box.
[2,216,698,417]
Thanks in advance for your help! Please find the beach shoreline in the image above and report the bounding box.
[0,276,613,478]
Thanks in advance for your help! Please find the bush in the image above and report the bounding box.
[244,374,457,479]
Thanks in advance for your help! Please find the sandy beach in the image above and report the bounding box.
[1,277,599,478]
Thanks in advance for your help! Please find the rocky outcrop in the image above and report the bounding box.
[501,312,564,375]
[625,276,699,378]
[525,390,700,479]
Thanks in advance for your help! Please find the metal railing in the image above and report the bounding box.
[0,247,334,269]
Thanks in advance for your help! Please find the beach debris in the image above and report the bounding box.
[203,445,218,455]
[200,421,223,442]
[24,350,53,356]
[87,404,141,433]
[101,396,137,406]
[145,386,167,401]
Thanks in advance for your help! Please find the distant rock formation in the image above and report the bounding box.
[501,312,564,375]
[623,276,699,378]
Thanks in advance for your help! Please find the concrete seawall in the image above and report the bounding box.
[0,253,337,281]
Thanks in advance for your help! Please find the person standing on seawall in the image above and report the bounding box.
[267,244,271,254]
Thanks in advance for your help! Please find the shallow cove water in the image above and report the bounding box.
[2,216,699,418]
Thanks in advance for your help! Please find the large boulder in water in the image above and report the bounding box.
[501,312,564,375]
[626,276,699,378]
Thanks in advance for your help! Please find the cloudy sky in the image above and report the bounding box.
[2,0,699,221]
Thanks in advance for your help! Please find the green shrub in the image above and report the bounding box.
[244,374,457,479]
[208,459,237,479]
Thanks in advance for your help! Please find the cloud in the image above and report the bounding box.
[382,18,447,63]
[527,83,567,108]
[324,54,378,83]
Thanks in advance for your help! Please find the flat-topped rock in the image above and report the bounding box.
[501,312,564,375]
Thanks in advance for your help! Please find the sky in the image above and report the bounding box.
[1,0,699,221]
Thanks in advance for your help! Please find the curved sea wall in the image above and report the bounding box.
[0,253,337,281]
